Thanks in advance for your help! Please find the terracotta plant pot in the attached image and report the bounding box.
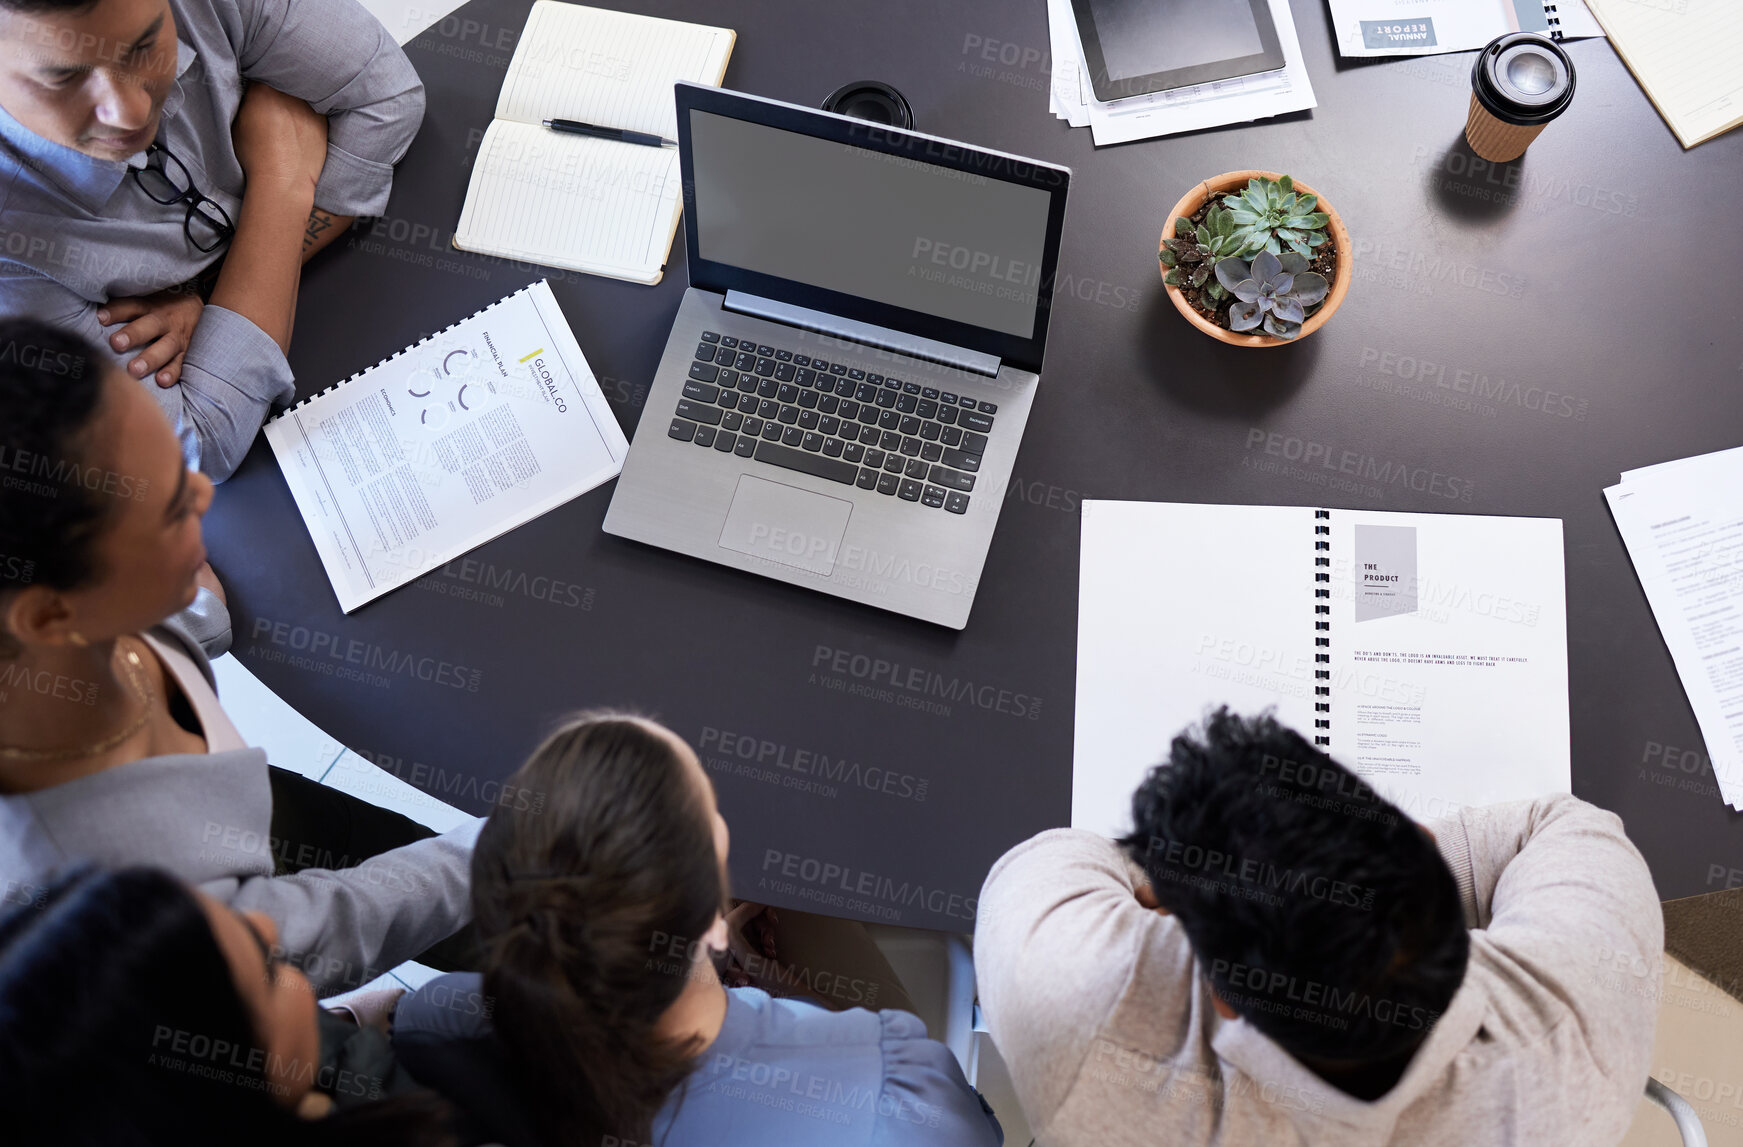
[1160,170,1352,347]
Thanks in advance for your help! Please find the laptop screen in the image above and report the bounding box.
[688,109,1056,340]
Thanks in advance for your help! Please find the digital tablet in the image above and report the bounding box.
[1068,0,1286,103]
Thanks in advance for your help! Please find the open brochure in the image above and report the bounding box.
[1073,501,1570,836]
[1328,0,1603,57]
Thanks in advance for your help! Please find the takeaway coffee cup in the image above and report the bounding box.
[1465,32,1576,162]
[822,81,914,130]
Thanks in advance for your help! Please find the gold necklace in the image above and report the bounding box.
[0,640,157,763]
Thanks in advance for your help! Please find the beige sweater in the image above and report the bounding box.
[974,796,1663,1147]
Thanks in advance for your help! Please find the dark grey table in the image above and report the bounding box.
[204,0,1743,930]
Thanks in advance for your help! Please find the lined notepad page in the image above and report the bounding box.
[1584,0,1743,147]
[461,126,682,278]
[495,2,730,137]
[453,2,734,283]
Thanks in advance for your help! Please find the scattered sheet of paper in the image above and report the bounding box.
[1046,0,1316,146]
[1327,0,1603,58]
[1606,447,1743,810]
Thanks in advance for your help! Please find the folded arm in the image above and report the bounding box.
[230,0,427,217]
[975,828,1192,1131]
[0,269,293,481]
[1429,795,1663,1081]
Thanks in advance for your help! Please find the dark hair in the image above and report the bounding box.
[0,0,101,16]
[0,320,109,656]
[0,865,456,1146]
[472,712,726,1147]
[1119,709,1468,1065]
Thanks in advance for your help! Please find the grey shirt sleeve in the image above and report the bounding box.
[230,0,426,217]
[215,816,483,996]
[0,269,294,481]
[1430,795,1663,1084]
[975,828,1183,1132]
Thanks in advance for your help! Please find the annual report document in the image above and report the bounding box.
[1605,446,1743,809]
[263,281,629,613]
[1073,501,1570,838]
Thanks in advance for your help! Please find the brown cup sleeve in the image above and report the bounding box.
[1464,93,1548,162]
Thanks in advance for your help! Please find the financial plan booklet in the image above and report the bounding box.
[264,281,628,612]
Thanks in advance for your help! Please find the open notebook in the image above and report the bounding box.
[453,2,735,284]
[1583,0,1743,147]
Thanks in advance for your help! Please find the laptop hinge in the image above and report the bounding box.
[723,291,1002,378]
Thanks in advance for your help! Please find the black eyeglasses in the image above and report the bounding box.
[131,141,236,254]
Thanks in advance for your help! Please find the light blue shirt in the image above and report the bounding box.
[0,0,425,479]
[394,976,1005,1146]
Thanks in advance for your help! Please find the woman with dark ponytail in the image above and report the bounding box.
[394,713,1003,1146]
[0,865,457,1146]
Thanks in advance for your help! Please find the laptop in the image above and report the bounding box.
[602,83,1071,629]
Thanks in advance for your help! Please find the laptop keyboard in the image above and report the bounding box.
[666,331,997,515]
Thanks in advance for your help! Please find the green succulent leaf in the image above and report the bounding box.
[1265,236,1282,256]
[1159,247,1177,266]
[1287,238,1311,259]
[1190,264,1210,286]
[1278,174,1293,194]
[1194,225,1210,245]
[1174,216,1195,236]
[1242,189,1269,215]
[1247,177,1265,198]
[1205,281,1227,301]
[1163,267,1183,286]
[1227,209,1259,225]
[1305,231,1327,247]
[1301,212,1330,228]
[1276,228,1301,242]
[1293,193,1317,214]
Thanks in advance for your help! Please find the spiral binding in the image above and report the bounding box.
[1543,2,1564,41]
[266,283,540,422]
[1314,509,1332,747]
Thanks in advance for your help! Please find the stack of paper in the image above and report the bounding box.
[1046,0,1316,146]
[1605,447,1743,810]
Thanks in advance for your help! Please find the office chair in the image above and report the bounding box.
[1645,1077,1708,1147]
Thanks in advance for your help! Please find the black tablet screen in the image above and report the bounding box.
[1088,0,1262,83]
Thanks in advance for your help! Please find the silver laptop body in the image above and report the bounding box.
[603,85,1071,630]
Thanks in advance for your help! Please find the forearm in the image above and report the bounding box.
[211,182,314,354]
[302,208,353,263]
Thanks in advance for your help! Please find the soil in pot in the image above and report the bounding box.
[1175,198,1341,334]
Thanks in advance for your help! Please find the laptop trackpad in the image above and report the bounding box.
[718,475,852,577]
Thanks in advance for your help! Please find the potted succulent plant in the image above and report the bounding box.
[1159,171,1352,345]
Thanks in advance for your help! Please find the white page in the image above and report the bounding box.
[456,122,681,280]
[1605,462,1743,809]
[1080,0,1317,146]
[1329,0,1604,58]
[1323,510,1570,822]
[264,282,628,613]
[1046,0,1089,126]
[1620,443,1743,485]
[494,1,732,137]
[1073,501,1316,838]
[1585,0,1743,147]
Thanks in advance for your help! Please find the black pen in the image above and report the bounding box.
[541,119,676,148]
